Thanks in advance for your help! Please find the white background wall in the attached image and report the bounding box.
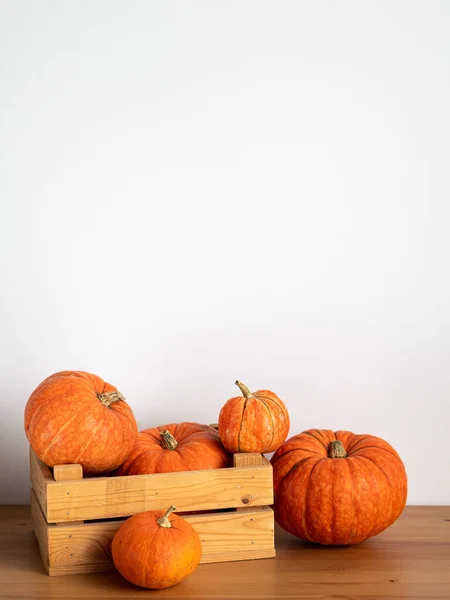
[1,0,449,505]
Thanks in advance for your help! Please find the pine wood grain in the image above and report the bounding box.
[31,490,275,575]
[29,449,273,523]
[29,447,52,519]
[233,453,269,512]
[29,491,49,570]
[233,453,266,467]
[53,463,83,482]
[1,505,449,598]
[52,462,84,526]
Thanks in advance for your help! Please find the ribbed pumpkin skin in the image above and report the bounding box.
[112,510,202,589]
[24,371,138,473]
[218,388,290,453]
[271,429,407,545]
[116,422,231,476]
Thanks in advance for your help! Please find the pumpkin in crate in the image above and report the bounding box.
[218,380,290,453]
[24,370,138,473]
[112,505,202,589]
[271,429,407,545]
[116,422,231,475]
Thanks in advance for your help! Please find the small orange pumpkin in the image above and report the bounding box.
[116,422,231,476]
[24,371,138,473]
[112,505,202,589]
[218,380,290,453]
[271,429,408,545]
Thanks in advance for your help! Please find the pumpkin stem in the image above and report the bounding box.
[98,391,125,408]
[160,430,179,450]
[235,380,254,399]
[156,505,177,528]
[329,440,347,458]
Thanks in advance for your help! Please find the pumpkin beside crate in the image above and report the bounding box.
[30,444,275,576]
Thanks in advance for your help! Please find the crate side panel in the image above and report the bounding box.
[30,490,50,573]
[43,507,275,574]
[48,519,118,572]
[184,506,275,563]
[30,448,54,519]
[46,464,273,523]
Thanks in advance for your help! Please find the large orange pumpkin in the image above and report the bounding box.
[218,381,290,453]
[24,371,138,473]
[271,429,407,545]
[112,505,202,589]
[116,422,231,475]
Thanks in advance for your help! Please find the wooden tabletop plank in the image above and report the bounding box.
[0,505,449,598]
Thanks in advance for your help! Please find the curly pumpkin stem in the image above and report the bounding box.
[235,380,254,399]
[98,391,125,408]
[160,430,178,450]
[329,440,347,458]
[156,505,177,528]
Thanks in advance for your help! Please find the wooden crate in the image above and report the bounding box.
[30,447,275,576]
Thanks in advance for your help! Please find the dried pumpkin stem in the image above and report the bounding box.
[329,440,347,458]
[235,380,254,399]
[98,391,125,408]
[156,505,177,528]
[160,430,178,450]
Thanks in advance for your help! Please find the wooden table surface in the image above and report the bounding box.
[0,505,449,599]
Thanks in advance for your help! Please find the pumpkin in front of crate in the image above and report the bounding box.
[271,429,407,545]
[116,422,231,475]
[112,505,202,589]
[218,380,290,453]
[24,370,138,473]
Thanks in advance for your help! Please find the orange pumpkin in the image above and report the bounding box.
[218,381,290,453]
[112,505,202,589]
[116,422,231,475]
[24,371,138,473]
[271,429,407,545]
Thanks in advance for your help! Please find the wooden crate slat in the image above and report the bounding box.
[31,489,49,571]
[29,447,53,519]
[53,462,84,525]
[32,490,275,576]
[233,453,268,511]
[32,490,115,575]
[184,506,275,562]
[45,461,273,523]
[53,463,83,482]
[233,453,266,467]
